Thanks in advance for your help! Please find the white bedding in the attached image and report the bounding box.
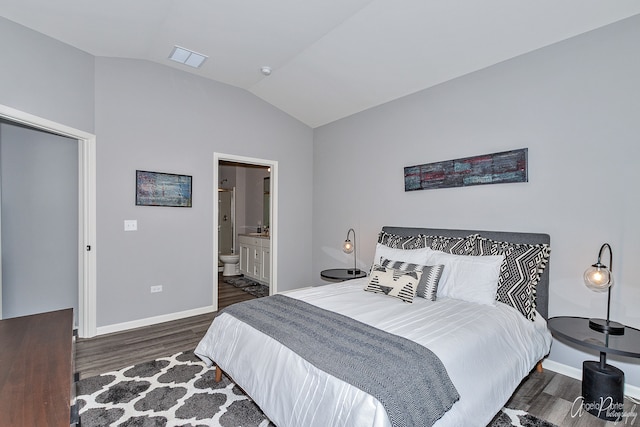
[195,278,552,427]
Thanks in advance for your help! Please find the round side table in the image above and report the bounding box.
[548,316,640,421]
[320,268,367,282]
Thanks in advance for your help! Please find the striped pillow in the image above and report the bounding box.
[365,265,421,303]
[380,258,444,301]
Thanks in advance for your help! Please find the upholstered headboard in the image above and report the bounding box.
[381,226,551,319]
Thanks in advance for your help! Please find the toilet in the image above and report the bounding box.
[219,253,240,276]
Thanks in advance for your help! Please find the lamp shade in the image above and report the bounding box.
[583,264,613,292]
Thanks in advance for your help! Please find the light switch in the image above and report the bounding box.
[124,220,138,231]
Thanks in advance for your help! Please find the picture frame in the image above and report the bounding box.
[404,148,528,192]
[136,170,192,207]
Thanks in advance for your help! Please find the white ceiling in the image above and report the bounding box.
[2,1,640,128]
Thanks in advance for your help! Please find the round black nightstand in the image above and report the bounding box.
[548,316,640,421]
[320,268,367,282]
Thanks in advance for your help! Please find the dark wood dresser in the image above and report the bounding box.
[0,308,75,427]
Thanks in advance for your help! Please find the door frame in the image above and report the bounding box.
[213,152,278,311]
[0,104,97,337]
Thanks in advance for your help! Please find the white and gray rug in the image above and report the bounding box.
[77,351,557,427]
[77,351,274,427]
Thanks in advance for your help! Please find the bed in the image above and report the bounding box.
[195,226,553,427]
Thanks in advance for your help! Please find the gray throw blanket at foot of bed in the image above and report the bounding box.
[223,294,459,427]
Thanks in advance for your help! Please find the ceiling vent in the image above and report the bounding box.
[168,46,207,68]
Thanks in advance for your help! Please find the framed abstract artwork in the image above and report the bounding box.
[404,148,528,192]
[136,170,192,207]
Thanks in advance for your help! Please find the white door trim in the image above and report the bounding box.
[0,104,97,337]
[213,152,278,311]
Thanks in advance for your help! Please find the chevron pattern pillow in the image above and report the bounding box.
[377,231,474,255]
[380,258,444,301]
[365,264,421,303]
[378,231,427,249]
[470,237,550,320]
[423,235,472,255]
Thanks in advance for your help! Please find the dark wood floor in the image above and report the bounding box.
[77,279,635,426]
[76,276,256,379]
[502,368,637,426]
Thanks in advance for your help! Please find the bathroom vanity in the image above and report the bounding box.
[238,234,270,285]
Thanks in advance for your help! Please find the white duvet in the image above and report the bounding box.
[195,278,552,427]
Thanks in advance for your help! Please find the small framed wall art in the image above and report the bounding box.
[136,170,192,207]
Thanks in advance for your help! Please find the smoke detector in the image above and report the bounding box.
[260,66,272,76]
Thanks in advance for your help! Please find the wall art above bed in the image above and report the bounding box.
[136,170,192,207]
[404,148,528,191]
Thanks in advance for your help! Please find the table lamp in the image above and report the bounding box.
[343,228,361,274]
[583,243,624,335]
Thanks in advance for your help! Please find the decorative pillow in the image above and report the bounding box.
[378,231,427,249]
[423,235,473,255]
[380,257,444,301]
[469,237,551,321]
[373,243,433,268]
[378,231,475,255]
[424,250,504,306]
[365,265,421,303]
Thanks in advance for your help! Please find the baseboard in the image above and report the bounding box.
[543,359,640,399]
[96,305,216,336]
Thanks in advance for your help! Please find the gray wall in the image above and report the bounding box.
[0,17,92,323]
[0,17,95,133]
[313,15,640,386]
[0,18,313,329]
[0,122,78,320]
[94,57,313,326]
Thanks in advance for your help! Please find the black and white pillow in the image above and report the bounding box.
[424,235,472,255]
[378,231,427,249]
[365,264,421,303]
[378,231,474,255]
[380,258,443,301]
[470,237,551,320]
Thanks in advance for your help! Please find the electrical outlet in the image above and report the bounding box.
[124,220,138,231]
[150,285,163,293]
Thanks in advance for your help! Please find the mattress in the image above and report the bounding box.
[195,278,552,427]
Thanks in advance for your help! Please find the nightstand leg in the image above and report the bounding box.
[582,353,624,421]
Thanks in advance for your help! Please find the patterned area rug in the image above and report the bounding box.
[77,351,556,427]
[77,351,274,427]
[223,276,269,298]
[491,407,558,427]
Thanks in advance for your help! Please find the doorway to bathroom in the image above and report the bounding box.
[213,153,277,312]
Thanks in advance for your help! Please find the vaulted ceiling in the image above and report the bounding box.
[2,1,639,128]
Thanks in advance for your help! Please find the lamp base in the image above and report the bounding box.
[346,268,362,275]
[589,318,625,335]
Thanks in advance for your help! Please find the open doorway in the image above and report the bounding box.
[213,153,277,312]
[1,120,78,323]
[0,104,97,337]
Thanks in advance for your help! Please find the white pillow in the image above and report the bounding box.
[424,250,504,306]
[373,243,433,267]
